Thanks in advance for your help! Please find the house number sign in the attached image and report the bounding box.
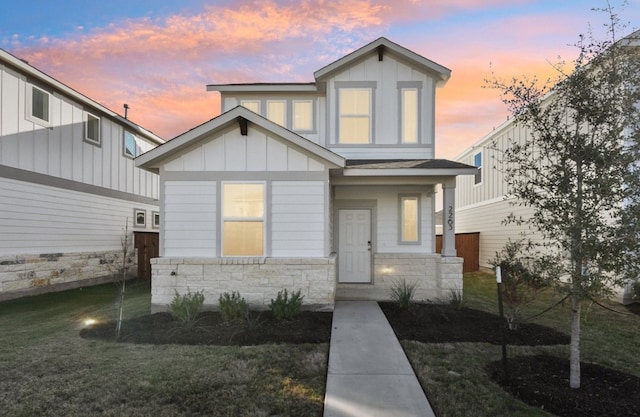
[447,205,454,231]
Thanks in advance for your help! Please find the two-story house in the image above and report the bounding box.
[136,38,477,310]
[0,48,163,301]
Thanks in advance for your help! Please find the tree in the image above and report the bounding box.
[488,5,640,389]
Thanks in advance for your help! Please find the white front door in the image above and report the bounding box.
[338,209,372,283]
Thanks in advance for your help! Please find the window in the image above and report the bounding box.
[134,209,146,227]
[474,151,482,185]
[240,100,261,114]
[222,183,265,256]
[85,113,101,145]
[152,211,160,229]
[339,88,371,144]
[400,195,420,244]
[293,100,313,131]
[267,101,286,126]
[124,131,142,158]
[27,85,51,125]
[401,88,418,143]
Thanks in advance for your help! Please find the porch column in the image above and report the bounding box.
[441,180,456,257]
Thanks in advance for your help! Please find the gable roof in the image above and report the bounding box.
[314,37,451,87]
[136,106,345,173]
[0,48,164,145]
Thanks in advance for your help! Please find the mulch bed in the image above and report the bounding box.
[80,310,333,345]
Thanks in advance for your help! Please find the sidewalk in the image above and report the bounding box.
[323,300,436,417]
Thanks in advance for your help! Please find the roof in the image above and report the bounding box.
[0,48,164,145]
[314,37,451,87]
[343,159,477,177]
[136,106,345,173]
[207,83,317,93]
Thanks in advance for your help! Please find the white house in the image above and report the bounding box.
[137,38,477,310]
[0,48,163,301]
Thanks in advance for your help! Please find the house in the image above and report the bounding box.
[0,48,163,301]
[136,38,477,310]
[453,29,640,302]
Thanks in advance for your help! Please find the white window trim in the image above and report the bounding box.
[124,131,140,159]
[84,112,101,146]
[240,100,261,114]
[398,194,421,245]
[152,211,160,229]
[336,81,376,145]
[473,151,483,186]
[266,100,286,127]
[221,181,266,257]
[25,84,52,127]
[134,208,146,228]
[292,99,314,132]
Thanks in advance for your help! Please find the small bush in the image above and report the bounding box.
[169,289,205,328]
[269,289,304,320]
[390,279,418,310]
[447,287,464,310]
[219,291,248,323]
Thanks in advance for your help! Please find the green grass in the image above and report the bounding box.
[404,271,640,417]
[0,280,327,417]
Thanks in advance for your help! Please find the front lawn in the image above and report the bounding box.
[0,280,328,417]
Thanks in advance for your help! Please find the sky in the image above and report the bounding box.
[1,0,638,159]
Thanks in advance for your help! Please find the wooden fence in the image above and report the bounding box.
[435,232,480,273]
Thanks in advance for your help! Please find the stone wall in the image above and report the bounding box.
[0,250,136,301]
[150,255,337,312]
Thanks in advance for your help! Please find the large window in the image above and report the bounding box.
[399,195,420,244]
[85,113,101,145]
[27,85,51,125]
[339,88,371,144]
[267,100,286,126]
[240,100,261,114]
[293,100,313,131]
[401,88,418,143]
[223,183,265,256]
[124,131,142,158]
[474,151,482,185]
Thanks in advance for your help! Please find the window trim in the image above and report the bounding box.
[240,100,261,114]
[335,81,376,145]
[123,130,140,159]
[473,151,483,186]
[266,100,286,127]
[221,181,266,257]
[84,112,101,146]
[134,208,146,228]
[398,81,422,144]
[292,99,314,132]
[398,194,421,245]
[26,84,52,127]
[152,211,160,229]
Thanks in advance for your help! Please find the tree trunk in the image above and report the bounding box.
[570,290,581,389]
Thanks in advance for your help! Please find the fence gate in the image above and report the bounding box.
[134,232,159,279]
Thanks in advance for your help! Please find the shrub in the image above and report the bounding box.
[447,287,464,310]
[269,289,304,320]
[390,278,418,310]
[168,288,205,328]
[218,291,248,323]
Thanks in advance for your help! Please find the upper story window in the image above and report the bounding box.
[26,85,51,126]
[399,195,420,244]
[338,87,372,144]
[293,100,313,131]
[401,88,418,143]
[241,100,261,114]
[222,183,265,256]
[124,131,142,158]
[85,113,101,145]
[267,100,286,127]
[474,151,482,185]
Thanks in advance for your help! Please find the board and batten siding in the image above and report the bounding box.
[326,53,437,159]
[0,177,157,255]
[163,181,216,257]
[271,181,325,257]
[0,63,159,200]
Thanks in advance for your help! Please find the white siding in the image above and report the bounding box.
[163,181,216,257]
[271,181,325,257]
[334,185,433,253]
[0,177,157,255]
[0,63,159,199]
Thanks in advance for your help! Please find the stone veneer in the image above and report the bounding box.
[150,255,337,312]
[0,250,136,301]
[336,253,463,301]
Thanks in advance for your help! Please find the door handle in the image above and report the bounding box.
[367,241,371,251]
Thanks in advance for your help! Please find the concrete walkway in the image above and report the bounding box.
[323,301,436,417]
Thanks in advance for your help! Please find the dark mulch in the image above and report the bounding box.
[80,310,333,345]
[626,302,640,316]
[379,301,570,345]
[487,355,640,417]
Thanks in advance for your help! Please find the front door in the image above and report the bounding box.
[338,209,372,283]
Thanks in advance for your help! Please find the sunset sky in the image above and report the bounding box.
[1,0,637,158]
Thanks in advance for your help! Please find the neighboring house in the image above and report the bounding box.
[0,48,164,301]
[137,38,477,310]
